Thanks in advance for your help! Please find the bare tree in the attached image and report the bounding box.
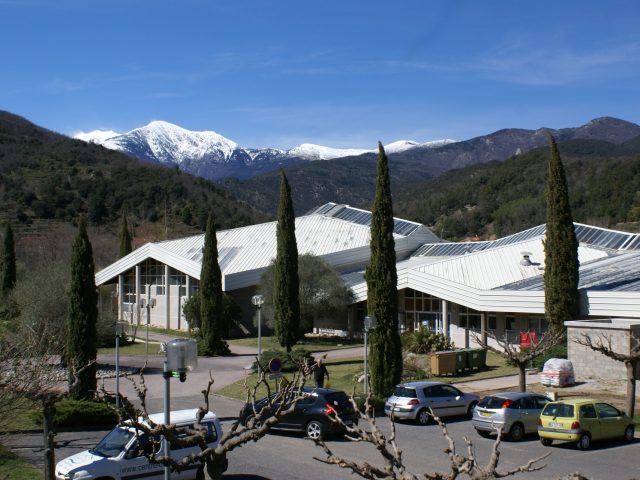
[472,330,565,391]
[313,396,551,480]
[573,332,640,417]
[99,359,311,480]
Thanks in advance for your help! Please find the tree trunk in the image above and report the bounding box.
[518,364,527,392]
[626,361,636,418]
[43,396,56,480]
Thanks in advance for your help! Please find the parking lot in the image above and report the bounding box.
[4,392,639,480]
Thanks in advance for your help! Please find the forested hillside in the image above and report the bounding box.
[0,111,267,251]
[394,138,640,240]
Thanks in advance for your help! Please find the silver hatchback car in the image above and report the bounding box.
[385,381,480,425]
[472,392,551,441]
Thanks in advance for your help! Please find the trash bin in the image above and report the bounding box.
[455,349,468,372]
[467,348,487,369]
[430,351,456,376]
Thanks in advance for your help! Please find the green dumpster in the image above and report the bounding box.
[455,349,468,372]
[430,351,456,376]
[468,348,487,369]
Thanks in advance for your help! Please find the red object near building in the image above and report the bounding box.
[519,330,538,348]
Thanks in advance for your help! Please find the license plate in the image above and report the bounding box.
[549,422,564,428]
[479,411,491,417]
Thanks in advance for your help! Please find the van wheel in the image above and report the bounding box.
[195,465,205,480]
[624,425,635,442]
[508,422,525,442]
[415,409,431,426]
[467,401,478,418]
[540,438,552,446]
[576,432,591,450]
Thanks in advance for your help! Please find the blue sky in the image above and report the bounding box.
[2,0,639,149]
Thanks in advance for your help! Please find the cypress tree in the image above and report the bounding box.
[366,143,402,396]
[544,135,579,331]
[119,209,133,258]
[200,212,226,355]
[274,170,300,352]
[67,218,98,399]
[2,223,17,294]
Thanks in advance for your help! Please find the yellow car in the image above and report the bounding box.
[538,398,635,450]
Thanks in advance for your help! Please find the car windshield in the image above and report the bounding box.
[477,396,509,409]
[393,387,417,398]
[90,427,136,458]
[542,403,574,418]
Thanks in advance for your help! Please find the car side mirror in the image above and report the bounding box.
[456,396,461,401]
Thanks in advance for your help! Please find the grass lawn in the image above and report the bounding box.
[0,443,42,480]
[227,335,361,353]
[216,351,518,401]
[216,355,366,401]
[98,338,165,356]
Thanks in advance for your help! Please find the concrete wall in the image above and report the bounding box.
[566,319,640,381]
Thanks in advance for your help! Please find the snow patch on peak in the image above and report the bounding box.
[74,129,120,143]
[287,143,369,160]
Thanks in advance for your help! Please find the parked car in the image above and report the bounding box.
[384,381,479,425]
[239,386,357,440]
[472,392,552,441]
[55,409,223,480]
[538,398,635,450]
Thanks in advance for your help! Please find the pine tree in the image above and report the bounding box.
[544,135,579,331]
[366,143,402,396]
[200,212,227,355]
[274,170,300,352]
[119,209,133,258]
[1,223,17,294]
[67,218,98,399]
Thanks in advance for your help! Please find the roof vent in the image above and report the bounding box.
[520,252,533,266]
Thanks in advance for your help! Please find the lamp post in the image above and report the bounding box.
[363,315,376,397]
[251,295,265,364]
[162,338,198,480]
[115,321,127,410]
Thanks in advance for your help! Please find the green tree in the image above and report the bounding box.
[544,135,579,331]
[258,254,354,335]
[2,222,17,294]
[183,291,241,338]
[366,143,402,397]
[199,212,228,355]
[119,209,133,258]
[67,218,98,399]
[274,170,300,352]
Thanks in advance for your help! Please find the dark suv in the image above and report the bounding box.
[239,387,357,440]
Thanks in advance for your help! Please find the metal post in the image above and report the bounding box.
[364,329,368,397]
[257,306,262,363]
[146,287,151,356]
[163,359,171,480]
[115,333,120,410]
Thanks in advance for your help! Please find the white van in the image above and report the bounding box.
[55,409,223,480]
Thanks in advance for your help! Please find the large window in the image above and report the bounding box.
[140,260,166,296]
[459,306,481,330]
[403,288,442,332]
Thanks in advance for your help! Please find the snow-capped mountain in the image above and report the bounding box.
[74,120,455,180]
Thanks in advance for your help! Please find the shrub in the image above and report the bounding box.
[355,395,387,415]
[32,399,118,428]
[259,348,314,372]
[403,328,454,354]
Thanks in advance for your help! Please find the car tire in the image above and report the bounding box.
[624,425,635,442]
[576,432,591,450]
[466,401,478,418]
[306,420,325,440]
[508,422,525,442]
[415,408,431,426]
[540,437,553,446]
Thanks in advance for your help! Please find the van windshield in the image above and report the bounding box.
[90,427,136,458]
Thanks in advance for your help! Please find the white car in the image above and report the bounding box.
[55,409,223,480]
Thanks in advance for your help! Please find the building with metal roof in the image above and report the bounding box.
[95,203,439,332]
[96,203,640,348]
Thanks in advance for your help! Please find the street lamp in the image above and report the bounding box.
[115,321,127,410]
[363,315,376,397]
[162,338,197,480]
[251,294,265,364]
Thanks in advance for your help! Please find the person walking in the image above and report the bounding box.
[312,358,330,388]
